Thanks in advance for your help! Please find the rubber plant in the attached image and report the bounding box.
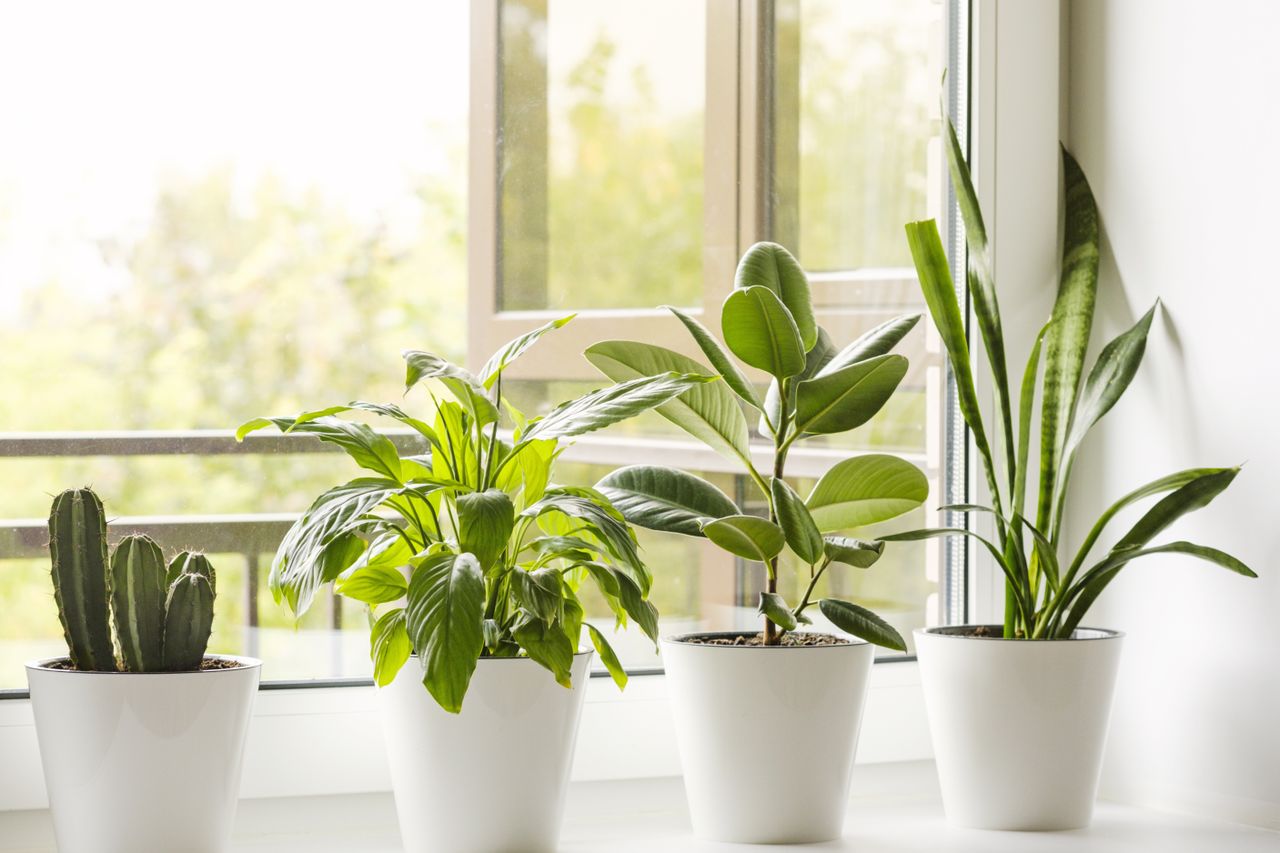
[583,242,928,649]
[893,114,1256,638]
[239,319,710,711]
[49,487,217,672]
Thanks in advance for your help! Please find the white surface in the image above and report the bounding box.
[917,627,1123,830]
[0,663,934,811]
[2,761,1275,852]
[662,636,873,843]
[25,656,259,853]
[1066,0,1280,830]
[378,652,591,853]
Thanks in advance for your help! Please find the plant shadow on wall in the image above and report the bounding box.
[895,110,1257,833]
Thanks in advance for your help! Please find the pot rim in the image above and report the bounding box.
[662,630,869,649]
[25,654,262,674]
[916,624,1124,642]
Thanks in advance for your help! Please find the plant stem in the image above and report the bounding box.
[763,390,791,646]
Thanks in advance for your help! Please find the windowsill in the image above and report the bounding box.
[2,761,1275,852]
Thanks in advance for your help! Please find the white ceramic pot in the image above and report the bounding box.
[915,625,1124,830]
[662,632,875,844]
[26,655,261,853]
[378,650,593,853]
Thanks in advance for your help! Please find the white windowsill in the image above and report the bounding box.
[3,761,1276,852]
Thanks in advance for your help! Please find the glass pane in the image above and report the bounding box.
[498,0,706,310]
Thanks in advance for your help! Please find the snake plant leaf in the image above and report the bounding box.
[758,592,798,632]
[816,314,922,378]
[905,219,1002,512]
[771,477,823,565]
[879,527,1034,623]
[665,306,765,411]
[522,371,714,442]
[370,608,412,687]
[1014,324,1049,514]
[805,454,928,532]
[479,314,576,389]
[456,489,516,574]
[405,552,485,714]
[586,623,627,689]
[1037,146,1101,536]
[584,341,751,465]
[596,465,739,537]
[403,350,500,427]
[733,241,817,350]
[336,563,408,605]
[702,515,786,563]
[822,536,884,569]
[721,286,806,379]
[818,598,907,652]
[1111,468,1240,554]
[794,354,908,436]
[238,416,404,482]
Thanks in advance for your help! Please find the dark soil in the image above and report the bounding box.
[687,632,853,647]
[970,625,1002,638]
[42,657,245,672]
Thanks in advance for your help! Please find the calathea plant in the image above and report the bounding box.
[894,115,1256,639]
[584,243,928,648]
[49,487,217,672]
[239,318,710,711]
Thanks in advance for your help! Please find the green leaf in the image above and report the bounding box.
[806,454,928,532]
[237,415,403,482]
[905,219,1002,512]
[615,572,660,645]
[702,515,785,563]
[370,609,412,687]
[336,563,408,605]
[816,314,921,378]
[587,623,628,690]
[1038,146,1101,537]
[522,372,714,441]
[584,341,751,464]
[794,354,908,436]
[757,592,798,632]
[1112,468,1240,553]
[823,536,884,568]
[512,617,577,688]
[402,350,499,426]
[818,598,906,651]
[770,478,823,564]
[510,568,564,624]
[596,465,739,537]
[762,326,836,435]
[665,306,765,411]
[721,286,806,378]
[733,242,817,350]
[457,488,516,573]
[405,552,486,713]
[1014,324,1049,514]
[580,560,622,598]
[479,314,576,389]
[523,489,647,592]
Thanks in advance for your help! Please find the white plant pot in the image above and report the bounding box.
[915,625,1124,830]
[378,650,593,853]
[662,632,875,844]
[26,655,261,853]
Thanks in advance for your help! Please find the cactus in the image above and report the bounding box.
[162,572,215,672]
[49,488,116,671]
[46,488,220,673]
[110,535,168,672]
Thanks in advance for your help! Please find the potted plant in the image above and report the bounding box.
[894,117,1257,830]
[238,320,703,853]
[25,488,260,853]
[582,242,928,843]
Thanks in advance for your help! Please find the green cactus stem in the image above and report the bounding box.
[110,535,168,672]
[166,551,216,595]
[161,572,215,672]
[48,489,116,671]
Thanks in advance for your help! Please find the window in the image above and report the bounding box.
[0,0,963,691]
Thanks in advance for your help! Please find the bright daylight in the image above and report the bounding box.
[0,1,1276,852]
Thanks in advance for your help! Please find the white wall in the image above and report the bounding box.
[1066,0,1280,829]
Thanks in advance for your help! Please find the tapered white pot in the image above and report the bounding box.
[662,632,875,844]
[916,626,1124,830]
[25,655,261,853]
[378,650,593,853]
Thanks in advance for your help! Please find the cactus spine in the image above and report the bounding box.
[110,535,168,672]
[49,489,116,671]
[46,488,220,673]
[162,572,215,672]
